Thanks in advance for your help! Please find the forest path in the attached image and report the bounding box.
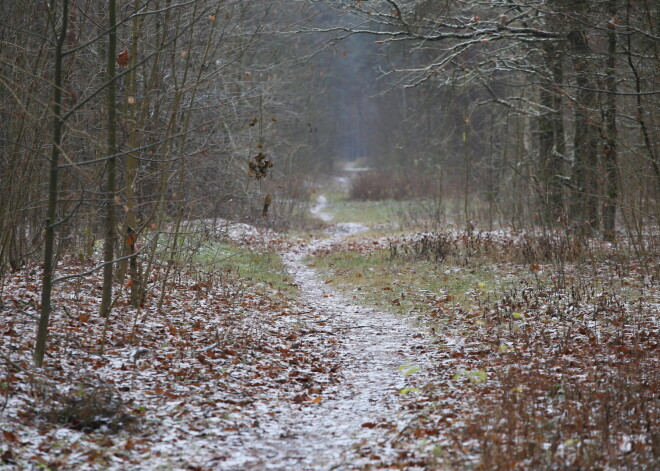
[221,195,434,470]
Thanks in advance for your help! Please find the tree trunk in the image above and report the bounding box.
[568,29,600,237]
[463,108,471,233]
[124,0,143,308]
[602,0,620,241]
[538,42,565,226]
[100,0,118,318]
[35,0,69,367]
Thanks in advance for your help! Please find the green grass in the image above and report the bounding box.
[194,241,296,297]
[308,235,655,329]
[321,194,400,226]
[146,222,296,298]
[316,193,461,234]
[307,248,516,319]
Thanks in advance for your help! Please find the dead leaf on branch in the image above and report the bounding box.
[248,152,273,180]
[262,194,272,217]
[125,227,137,247]
[116,50,129,67]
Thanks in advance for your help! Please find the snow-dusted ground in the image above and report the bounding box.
[3,193,657,470]
[310,194,334,223]
[215,196,435,470]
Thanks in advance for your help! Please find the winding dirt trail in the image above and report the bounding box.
[220,196,434,470]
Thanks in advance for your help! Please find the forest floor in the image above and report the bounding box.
[1,185,659,470]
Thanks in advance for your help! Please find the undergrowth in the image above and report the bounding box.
[194,240,296,298]
[309,230,659,469]
[36,379,137,433]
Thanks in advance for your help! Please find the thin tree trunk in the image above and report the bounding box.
[124,0,143,308]
[463,107,471,233]
[625,14,659,197]
[538,42,565,226]
[35,0,69,367]
[100,0,118,318]
[603,0,620,241]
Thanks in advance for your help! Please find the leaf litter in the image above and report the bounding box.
[0,208,442,470]
[1,200,658,470]
[308,227,659,469]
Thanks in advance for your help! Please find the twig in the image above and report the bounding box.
[0,352,32,375]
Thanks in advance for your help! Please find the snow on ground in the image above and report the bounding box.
[0,201,439,470]
[310,195,334,224]
[2,198,658,470]
[204,195,438,469]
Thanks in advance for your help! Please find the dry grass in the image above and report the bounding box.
[309,230,660,469]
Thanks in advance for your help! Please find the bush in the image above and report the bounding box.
[38,382,136,433]
[349,171,439,201]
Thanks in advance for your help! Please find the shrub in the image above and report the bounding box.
[349,171,440,201]
[38,382,136,433]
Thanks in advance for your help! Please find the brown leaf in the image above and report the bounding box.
[292,393,308,403]
[116,50,129,67]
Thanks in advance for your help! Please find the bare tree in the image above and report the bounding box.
[35,0,70,367]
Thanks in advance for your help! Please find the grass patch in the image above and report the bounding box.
[321,195,399,226]
[195,241,296,297]
[308,247,515,320]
